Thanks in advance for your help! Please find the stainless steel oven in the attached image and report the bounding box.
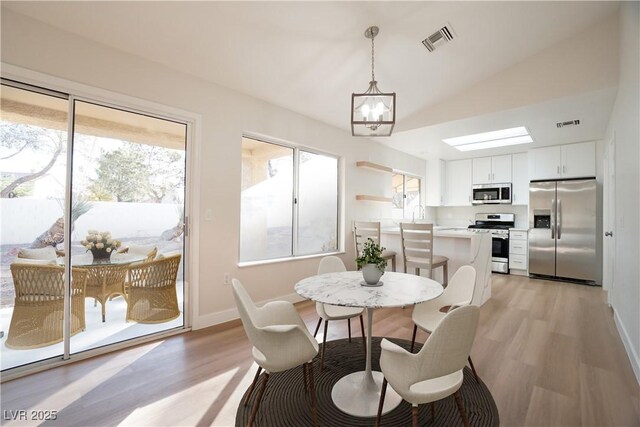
[468,213,515,274]
[472,183,512,205]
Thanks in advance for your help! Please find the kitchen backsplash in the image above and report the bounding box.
[435,205,529,229]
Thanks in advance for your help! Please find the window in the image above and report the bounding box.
[392,173,422,219]
[240,136,339,262]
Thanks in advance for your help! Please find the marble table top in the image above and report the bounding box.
[295,271,443,309]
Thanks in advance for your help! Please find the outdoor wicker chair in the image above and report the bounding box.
[126,254,181,323]
[6,263,88,349]
[83,264,129,322]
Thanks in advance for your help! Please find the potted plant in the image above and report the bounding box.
[356,238,387,286]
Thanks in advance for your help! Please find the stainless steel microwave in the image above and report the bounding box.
[472,183,512,204]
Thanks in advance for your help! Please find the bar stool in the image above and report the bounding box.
[353,221,396,272]
[400,222,448,286]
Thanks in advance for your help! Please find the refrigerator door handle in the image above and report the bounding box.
[551,198,556,239]
[557,199,562,239]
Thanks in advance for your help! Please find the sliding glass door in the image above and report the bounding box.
[0,81,189,372]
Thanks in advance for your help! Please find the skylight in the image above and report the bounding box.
[443,126,533,151]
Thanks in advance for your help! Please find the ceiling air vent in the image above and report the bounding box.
[556,119,581,128]
[422,25,455,52]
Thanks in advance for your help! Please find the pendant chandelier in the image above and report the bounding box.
[351,26,396,137]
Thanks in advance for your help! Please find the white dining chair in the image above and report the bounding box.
[314,256,366,370]
[232,279,318,427]
[353,221,397,271]
[410,265,480,381]
[375,305,480,427]
[400,222,449,285]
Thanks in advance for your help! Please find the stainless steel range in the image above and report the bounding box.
[467,213,515,274]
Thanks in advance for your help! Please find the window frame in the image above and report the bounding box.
[239,134,341,265]
[392,172,422,219]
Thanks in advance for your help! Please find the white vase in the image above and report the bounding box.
[362,263,383,285]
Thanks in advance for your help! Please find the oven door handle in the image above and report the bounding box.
[492,235,509,240]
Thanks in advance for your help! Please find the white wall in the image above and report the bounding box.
[0,9,425,327]
[0,199,181,244]
[435,205,529,229]
[603,2,640,382]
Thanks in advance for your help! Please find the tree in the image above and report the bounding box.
[0,123,65,198]
[30,199,93,249]
[87,142,184,203]
[87,149,149,202]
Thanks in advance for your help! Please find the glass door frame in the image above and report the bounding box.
[1,71,198,380]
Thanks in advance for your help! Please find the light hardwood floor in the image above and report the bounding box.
[1,274,639,426]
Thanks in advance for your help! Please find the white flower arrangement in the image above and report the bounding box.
[82,231,121,252]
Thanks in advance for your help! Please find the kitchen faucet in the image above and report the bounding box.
[412,205,425,223]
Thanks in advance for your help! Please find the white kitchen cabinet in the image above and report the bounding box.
[529,142,595,180]
[472,155,512,184]
[446,159,472,206]
[426,158,445,207]
[511,152,529,205]
[562,141,596,178]
[509,229,528,275]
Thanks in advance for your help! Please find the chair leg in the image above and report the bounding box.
[410,324,418,353]
[468,356,479,382]
[359,314,366,357]
[244,366,263,406]
[320,320,328,371]
[348,318,352,342]
[313,318,322,338]
[302,363,308,393]
[247,372,269,427]
[307,361,318,427]
[412,406,419,427]
[454,390,470,427]
[375,377,388,427]
[391,255,396,272]
[100,300,106,323]
[443,262,449,287]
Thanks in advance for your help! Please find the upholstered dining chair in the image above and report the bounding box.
[126,254,181,323]
[400,223,449,286]
[410,265,480,381]
[353,221,396,271]
[232,279,319,427]
[118,244,157,262]
[6,262,88,349]
[375,305,480,427]
[314,256,366,370]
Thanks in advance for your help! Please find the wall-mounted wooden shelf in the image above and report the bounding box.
[355,195,393,203]
[356,161,394,174]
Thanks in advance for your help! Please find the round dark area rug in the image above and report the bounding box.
[236,337,499,426]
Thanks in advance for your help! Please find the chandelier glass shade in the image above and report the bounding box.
[351,26,396,137]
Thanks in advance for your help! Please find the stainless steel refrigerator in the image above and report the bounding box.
[529,178,596,282]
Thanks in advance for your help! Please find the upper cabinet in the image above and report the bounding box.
[446,159,472,206]
[426,158,445,207]
[511,152,529,205]
[529,141,595,180]
[472,155,512,184]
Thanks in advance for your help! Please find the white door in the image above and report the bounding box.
[472,157,492,184]
[446,159,472,206]
[511,152,529,205]
[530,146,562,180]
[491,154,512,183]
[603,137,615,303]
[562,141,596,178]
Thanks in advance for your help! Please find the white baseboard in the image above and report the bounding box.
[613,309,640,384]
[192,292,305,330]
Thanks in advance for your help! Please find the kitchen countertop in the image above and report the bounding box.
[381,226,476,239]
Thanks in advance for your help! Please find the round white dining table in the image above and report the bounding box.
[295,270,443,418]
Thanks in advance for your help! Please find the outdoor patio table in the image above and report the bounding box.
[295,271,443,418]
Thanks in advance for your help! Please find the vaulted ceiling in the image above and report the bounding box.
[2,1,621,159]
